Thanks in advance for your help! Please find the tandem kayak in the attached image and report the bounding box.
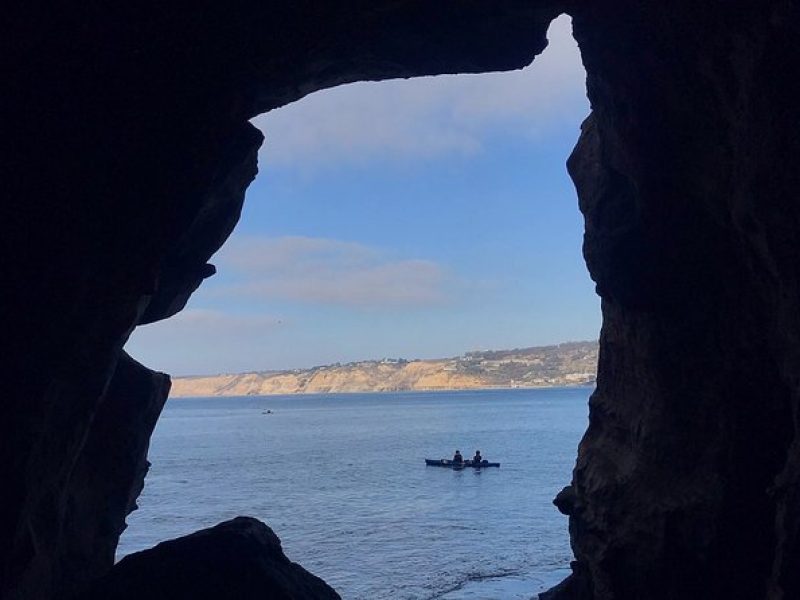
[425,459,500,468]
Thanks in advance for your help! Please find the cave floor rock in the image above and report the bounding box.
[82,517,340,600]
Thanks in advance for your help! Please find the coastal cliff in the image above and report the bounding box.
[170,341,597,397]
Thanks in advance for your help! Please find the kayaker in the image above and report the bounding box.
[453,450,463,464]
[473,450,483,464]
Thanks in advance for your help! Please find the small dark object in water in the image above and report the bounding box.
[425,459,500,468]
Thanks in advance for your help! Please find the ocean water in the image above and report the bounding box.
[118,387,590,599]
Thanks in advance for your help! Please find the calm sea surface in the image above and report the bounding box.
[119,387,591,599]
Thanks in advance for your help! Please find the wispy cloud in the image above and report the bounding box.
[126,309,288,375]
[219,236,378,275]
[214,236,451,308]
[136,308,283,337]
[252,15,586,168]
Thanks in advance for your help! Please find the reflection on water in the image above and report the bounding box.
[119,388,590,599]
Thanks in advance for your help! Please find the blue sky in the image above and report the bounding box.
[126,16,599,376]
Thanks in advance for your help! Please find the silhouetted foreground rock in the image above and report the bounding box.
[62,353,171,597]
[538,562,592,600]
[84,517,340,600]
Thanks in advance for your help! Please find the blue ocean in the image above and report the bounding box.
[118,387,590,599]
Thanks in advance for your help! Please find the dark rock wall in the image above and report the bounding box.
[60,353,170,598]
[3,2,557,599]
[557,2,800,598]
[4,1,800,599]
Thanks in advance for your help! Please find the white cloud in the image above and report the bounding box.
[252,15,586,168]
[135,308,283,338]
[213,236,451,308]
[126,309,288,375]
[219,236,378,275]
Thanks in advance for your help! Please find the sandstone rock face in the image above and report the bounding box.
[170,342,598,396]
[171,362,490,396]
[4,1,800,600]
[82,517,341,600]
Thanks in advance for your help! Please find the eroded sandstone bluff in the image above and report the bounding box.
[4,2,800,600]
[171,341,598,397]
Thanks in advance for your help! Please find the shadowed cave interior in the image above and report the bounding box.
[4,2,800,599]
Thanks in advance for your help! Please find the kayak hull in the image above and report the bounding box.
[425,459,500,468]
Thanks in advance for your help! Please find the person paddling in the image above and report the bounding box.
[472,450,483,464]
[452,449,463,465]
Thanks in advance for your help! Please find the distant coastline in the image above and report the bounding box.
[169,341,598,398]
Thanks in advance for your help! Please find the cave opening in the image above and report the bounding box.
[8,3,800,600]
[120,14,596,600]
